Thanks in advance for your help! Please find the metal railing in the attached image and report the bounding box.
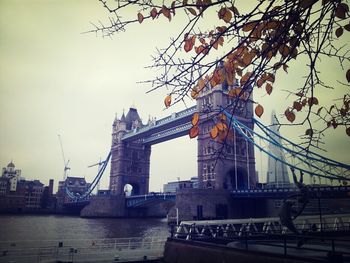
[0,236,166,263]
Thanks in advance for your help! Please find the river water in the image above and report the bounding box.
[0,215,169,242]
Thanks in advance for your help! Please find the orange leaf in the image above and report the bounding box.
[219,113,227,122]
[210,126,219,139]
[228,88,242,98]
[191,88,199,99]
[265,83,273,95]
[216,122,225,132]
[187,8,197,16]
[189,125,199,138]
[256,77,265,88]
[335,27,343,38]
[346,69,350,82]
[164,95,171,108]
[150,8,158,19]
[137,13,144,24]
[255,104,264,118]
[191,113,199,126]
[266,73,275,83]
[198,78,205,90]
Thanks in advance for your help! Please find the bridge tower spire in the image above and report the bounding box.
[109,106,151,196]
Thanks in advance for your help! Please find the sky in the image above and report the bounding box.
[0,0,349,192]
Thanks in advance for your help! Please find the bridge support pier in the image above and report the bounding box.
[170,189,267,222]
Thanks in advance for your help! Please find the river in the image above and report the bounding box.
[0,214,169,241]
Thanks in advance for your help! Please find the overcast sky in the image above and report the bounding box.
[0,0,349,192]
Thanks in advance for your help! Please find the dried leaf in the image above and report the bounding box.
[189,125,199,138]
[191,88,199,99]
[335,27,343,38]
[300,0,317,9]
[187,8,197,16]
[150,8,158,19]
[230,5,240,16]
[216,122,225,132]
[191,113,199,126]
[266,73,275,83]
[257,77,265,88]
[162,5,171,21]
[335,3,348,19]
[228,88,242,98]
[345,24,350,31]
[242,22,258,32]
[305,129,313,136]
[283,64,289,73]
[346,69,350,83]
[308,97,319,106]
[137,13,144,24]
[255,104,264,118]
[285,109,296,123]
[346,127,350,137]
[241,71,252,84]
[210,126,219,139]
[293,101,303,112]
[265,83,273,95]
[164,95,171,108]
[218,8,232,23]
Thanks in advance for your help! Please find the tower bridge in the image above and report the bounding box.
[58,79,350,220]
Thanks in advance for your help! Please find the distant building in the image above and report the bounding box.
[163,177,198,193]
[0,161,51,212]
[266,111,291,188]
[2,161,21,192]
[57,177,91,201]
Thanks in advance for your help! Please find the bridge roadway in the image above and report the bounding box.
[124,185,350,208]
[121,106,196,145]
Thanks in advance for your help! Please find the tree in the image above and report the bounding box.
[91,0,350,150]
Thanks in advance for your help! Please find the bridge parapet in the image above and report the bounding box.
[126,192,176,207]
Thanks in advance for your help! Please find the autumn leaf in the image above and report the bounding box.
[219,113,227,122]
[285,109,296,123]
[255,104,264,117]
[162,5,171,21]
[240,71,252,84]
[218,8,232,23]
[283,64,289,73]
[210,126,219,139]
[266,73,275,83]
[300,0,317,9]
[346,69,350,82]
[256,77,265,88]
[187,8,197,16]
[242,22,258,32]
[137,13,144,24]
[308,97,319,106]
[150,8,158,19]
[189,125,199,138]
[305,128,313,137]
[265,83,273,95]
[335,3,349,19]
[164,95,171,108]
[191,88,199,99]
[335,27,343,38]
[293,101,302,112]
[345,24,350,31]
[191,112,199,126]
[216,122,225,132]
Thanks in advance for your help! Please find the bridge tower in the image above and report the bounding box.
[196,78,256,190]
[109,108,151,196]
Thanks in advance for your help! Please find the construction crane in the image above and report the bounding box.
[88,158,105,193]
[58,134,70,181]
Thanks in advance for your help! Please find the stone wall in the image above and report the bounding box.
[80,195,126,218]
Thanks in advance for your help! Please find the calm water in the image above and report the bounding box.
[0,215,169,242]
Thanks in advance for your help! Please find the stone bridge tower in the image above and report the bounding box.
[109,107,151,196]
[196,80,256,190]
